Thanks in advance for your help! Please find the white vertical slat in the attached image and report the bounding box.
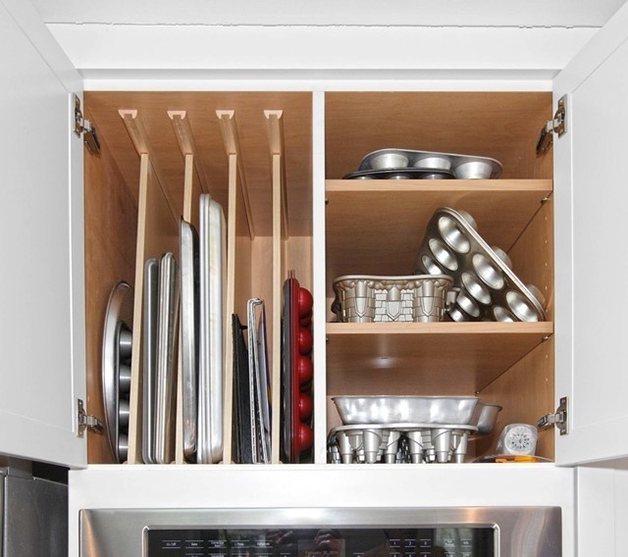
[311,91,327,464]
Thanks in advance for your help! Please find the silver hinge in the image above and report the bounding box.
[77,398,104,437]
[536,95,567,155]
[537,396,568,436]
[73,94,101,154]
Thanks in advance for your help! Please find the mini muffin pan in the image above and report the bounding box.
[415,208,546,322]
[352,148,503,180]
[327,423,477,464]
[331,274,454,323]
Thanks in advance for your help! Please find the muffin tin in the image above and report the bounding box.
[415,208,546,322]
[102,281,133,463]
[281,273,315,463]
[327,423,477,464]
[345,148,502,180]
[331,274,454,323]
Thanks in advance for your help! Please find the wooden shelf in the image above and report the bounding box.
[325,179,552,296]
[326,321,553,395]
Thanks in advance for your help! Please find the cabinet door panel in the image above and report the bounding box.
[0,0,85,466]
[554,2,628,465]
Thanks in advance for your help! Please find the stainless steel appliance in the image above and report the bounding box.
[80,506,560,556]
[1,466,67,557]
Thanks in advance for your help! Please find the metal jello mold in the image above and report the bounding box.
[415,208,546,322]
[331,274,454,323]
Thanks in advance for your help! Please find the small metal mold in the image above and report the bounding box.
[492,246,513,269]
[493,305,516,322]
[413,155,452,171]
[369,152,410,170]
[448,306,468,322]
[462,272,491,305]
[438,216,471,254]
[118,364,131,394]
[429,238,458,271]
[118,399,130,428]
[118,433,128,463]
[473,253,505,290]
[526,284,547,309]
[506,290,540,322]
[453,160,495,179]
[456,289,481,318]
[422,254,444,275]
[386,173,413,180]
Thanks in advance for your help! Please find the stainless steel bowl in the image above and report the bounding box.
[369,152,410,170]
[333,396,479,426]
[470,402,503,434]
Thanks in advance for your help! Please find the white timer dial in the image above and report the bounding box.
[496,423,538,456]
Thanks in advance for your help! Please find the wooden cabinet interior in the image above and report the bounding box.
[325,91,556,461]
[84,92,313,464]
[84,88,555,464]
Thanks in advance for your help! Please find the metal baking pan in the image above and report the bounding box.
[357,148,502,179]
[141,259,158,464]
[154,252,179,465]
[415,207,546,322]
[247,298,271,464]
[333,395,479,426]
[343,168,454,180]
[198,194,226,464]
[179,219,199,461]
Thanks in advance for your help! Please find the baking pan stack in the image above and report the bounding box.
[141,193,226,464]
[232,299,272,463]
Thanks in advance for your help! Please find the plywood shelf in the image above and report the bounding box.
[325,179,552,297]
[326,321,554,395]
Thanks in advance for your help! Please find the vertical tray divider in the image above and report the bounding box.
[265,110,288,464]
[168,110,205,464]
[120,110,179,464]
[217,109,255,463]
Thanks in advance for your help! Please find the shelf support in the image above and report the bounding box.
[216,110,255,239]
[118,109,178,226]
[167,110,210,194]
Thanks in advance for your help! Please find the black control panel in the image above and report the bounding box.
[147,527,494,557]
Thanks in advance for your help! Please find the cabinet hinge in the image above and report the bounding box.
[536,95,567,156]
[77,398,103,437]
[73,94,101,154]
[537,396,568,436]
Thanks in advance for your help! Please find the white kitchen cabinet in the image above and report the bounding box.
[2,0,628,555]
[0,0,86,467]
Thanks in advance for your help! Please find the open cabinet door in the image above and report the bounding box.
[554,2,628,466]
[0,0,86,466]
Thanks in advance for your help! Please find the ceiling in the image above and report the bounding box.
[31,0,627,28]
